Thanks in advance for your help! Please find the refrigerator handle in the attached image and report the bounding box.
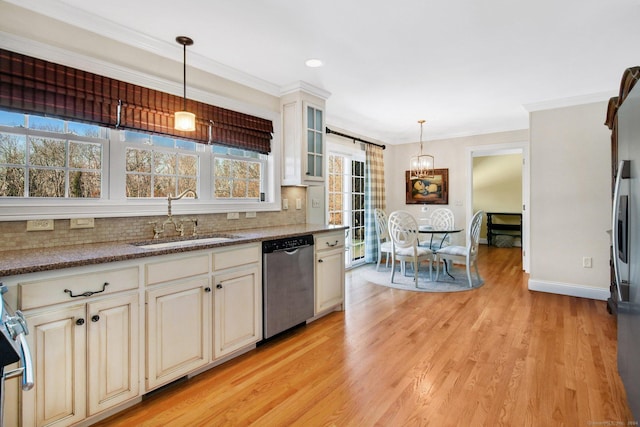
[612,160,627,302]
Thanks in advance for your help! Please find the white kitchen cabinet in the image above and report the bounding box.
[22,305,86,427]
[212,244,262,359]
[145,276,210,390]
[17,265,140,427]
[281,88,328,186]
[87,293,139,415]
[314,231,346,314]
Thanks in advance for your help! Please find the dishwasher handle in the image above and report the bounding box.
[274,244,313,254]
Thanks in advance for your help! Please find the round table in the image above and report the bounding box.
[418,226,464,279]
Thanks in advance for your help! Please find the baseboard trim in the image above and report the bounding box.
[528,278,609,301]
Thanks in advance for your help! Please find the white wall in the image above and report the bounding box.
[385,130,528,245]
[528,101,611,300]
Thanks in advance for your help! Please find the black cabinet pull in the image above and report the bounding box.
[318,259,324,263]
[204,287,212,292]
[91,315,100,322]
[216,284,222,289]
[64,282,109,298]
[76,318,85,326]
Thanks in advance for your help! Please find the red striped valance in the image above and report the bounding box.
[0,49,273,153]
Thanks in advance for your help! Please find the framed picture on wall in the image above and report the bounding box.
[405,169,449,204]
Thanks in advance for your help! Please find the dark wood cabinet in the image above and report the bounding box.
[604,66,640,315]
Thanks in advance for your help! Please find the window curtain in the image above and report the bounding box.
[364,144,386,263]
[0,48,273,153]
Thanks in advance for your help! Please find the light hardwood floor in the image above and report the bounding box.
[94,246,634,426]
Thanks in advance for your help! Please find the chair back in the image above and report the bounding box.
[468,210,484,259]
[374,208,389,243]
[430,208,454,231]
[388,211,420,251]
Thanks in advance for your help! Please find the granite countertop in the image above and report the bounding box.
[0,224,346,277]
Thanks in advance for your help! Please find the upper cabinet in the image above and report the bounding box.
[281,85,330,186]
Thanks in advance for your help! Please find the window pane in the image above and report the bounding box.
[29,169,65,197]
[69,171,101,198]
[178,154,198,176]
[247,162,260,179]
[0,166,25,196]
[247,181,260,198]
[178,177,197,195]
[176,139,196,151]
[315,109,322,131]
[0,111,25,127]
[29,137,66,167]
[29,116,64,133]
[154,152,176,174]
[215,178,231,198]
[152,135,174,148]
[0,133,26,165]
[126,174,151,198]
[307,106,314,129]
[232,180,247,198]
[154,175,176,198]
[69,141,102,169]
[126,148,151,173]
[67,122,102,138]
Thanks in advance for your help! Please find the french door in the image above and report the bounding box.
[327,153,365,268]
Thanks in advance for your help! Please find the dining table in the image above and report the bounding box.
[418,225,464,279]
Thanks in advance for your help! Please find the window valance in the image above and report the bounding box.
[0,48,273,153]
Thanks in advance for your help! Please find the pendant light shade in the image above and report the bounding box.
[175,36,195,132]
[409,120,435,179]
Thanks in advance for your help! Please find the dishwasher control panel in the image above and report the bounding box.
[262,235,314,253]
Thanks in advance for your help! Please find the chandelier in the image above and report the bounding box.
[409,120,434,179]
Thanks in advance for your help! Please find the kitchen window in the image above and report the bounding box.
[0,109,277,219]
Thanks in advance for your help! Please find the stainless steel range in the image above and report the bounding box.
[262,235,315,339]
[0,283,33,427]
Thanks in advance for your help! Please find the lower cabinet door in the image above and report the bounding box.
[315,249,345,313]
[146,277,210,390]
[213,265,262,359]
[23,305,87,427]
[87,293,139,415]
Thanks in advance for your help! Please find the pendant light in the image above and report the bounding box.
[174,36,196,132]
[409,120,435,179]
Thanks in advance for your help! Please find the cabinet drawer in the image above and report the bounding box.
[146,254,209,285]
[213,244,260,271]
[315,232,345,251]
[19,266,139,310]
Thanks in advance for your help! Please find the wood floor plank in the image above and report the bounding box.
[93,246,634,426]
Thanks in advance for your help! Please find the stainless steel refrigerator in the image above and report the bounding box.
[613,82,640,419]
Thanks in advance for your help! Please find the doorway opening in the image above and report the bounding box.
[466,142,529,272]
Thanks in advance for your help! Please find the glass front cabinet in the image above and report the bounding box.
[281,89,328,186]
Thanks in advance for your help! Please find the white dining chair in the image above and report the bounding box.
[434,210,484,287]
[388,210,434,286]
[374,208,393,271]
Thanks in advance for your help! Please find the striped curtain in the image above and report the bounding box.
[364,144,386,263]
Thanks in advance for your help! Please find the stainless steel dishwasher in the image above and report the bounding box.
[262,235,315,339]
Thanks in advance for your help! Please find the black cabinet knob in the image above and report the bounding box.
[76,318,85,326]
[204,287,212,292]
[216,284,222,289]
[91,315,100,322]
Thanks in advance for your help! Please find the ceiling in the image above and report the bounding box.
[6,0,640,144]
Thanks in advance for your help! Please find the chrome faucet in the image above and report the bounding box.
[150,189,198,239]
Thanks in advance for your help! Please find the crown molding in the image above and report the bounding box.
[3,0,281,97]
[280,81,332,100]
[522,91,615,112]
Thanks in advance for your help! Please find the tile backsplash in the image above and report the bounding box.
[1,187,309,252]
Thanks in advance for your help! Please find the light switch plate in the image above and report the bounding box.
[245,211,256,218]
[295,198,302,210]
[227,212,240,220]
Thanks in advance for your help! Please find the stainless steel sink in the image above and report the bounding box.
[132,234,239,249]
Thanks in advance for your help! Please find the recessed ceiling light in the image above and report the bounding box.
[305,59,324,68]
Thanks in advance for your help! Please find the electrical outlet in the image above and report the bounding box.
[312,198,320,208]
[227,212,239,220]
[582,257,592,268]
[296,198,302,210]
[282,199,289,210]
[245,211,256,218]
[70,218,94,229]
[26,219,54,231]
